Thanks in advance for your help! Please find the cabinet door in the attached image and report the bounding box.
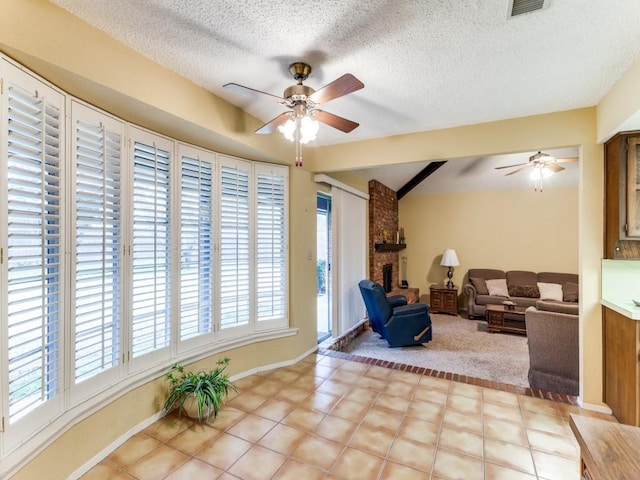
[430,289,443,310]
[603,307,639,426]
[627,138,640,237]
[443,291,457,309]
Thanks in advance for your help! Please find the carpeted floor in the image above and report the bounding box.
[341,313,531,387]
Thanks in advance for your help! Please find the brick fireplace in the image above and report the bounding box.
[369,179,400,289]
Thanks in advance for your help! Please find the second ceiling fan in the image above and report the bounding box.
[495,151,578,176]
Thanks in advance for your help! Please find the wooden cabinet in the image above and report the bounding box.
[429,285,458,315]
[627,137,640,237]
[603,306,640,426]
[604,131,640,258]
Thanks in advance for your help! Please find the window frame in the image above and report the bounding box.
[175,143,217,354]
[254,163,289,332]
[0,59,67,452]
[127,126,174,374]
[68,100,127,406]
[216,155,254,340]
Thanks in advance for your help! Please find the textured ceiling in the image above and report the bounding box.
[50,0,640,191]
[51,0,640,146]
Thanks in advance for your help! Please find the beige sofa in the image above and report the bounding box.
[525,301,579,396]
[463,268,578,319]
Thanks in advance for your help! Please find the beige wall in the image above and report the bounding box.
[597,55,640,142]
[399,186,579,296]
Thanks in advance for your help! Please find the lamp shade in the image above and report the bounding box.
[440,249,460,267]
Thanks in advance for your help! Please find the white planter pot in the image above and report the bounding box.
[182,395,211,421]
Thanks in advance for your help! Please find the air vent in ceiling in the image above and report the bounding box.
[508,0,549,17]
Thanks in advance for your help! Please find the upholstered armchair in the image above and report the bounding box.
[358,280,433,347]
[524,303,579,396]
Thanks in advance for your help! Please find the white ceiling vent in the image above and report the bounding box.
[508,0,550,17]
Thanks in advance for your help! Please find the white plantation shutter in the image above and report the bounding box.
[178,145,215,351]
[218,156,251,336]
[1,62,65,447]
[255,164,288,330]
[70,101,124,401]
[130,128,172,367]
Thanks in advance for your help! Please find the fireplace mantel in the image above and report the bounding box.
[374,242,406,252]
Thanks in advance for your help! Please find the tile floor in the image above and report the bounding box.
[81,353,615,480]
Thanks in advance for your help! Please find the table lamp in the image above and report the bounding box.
[440,249,460,289]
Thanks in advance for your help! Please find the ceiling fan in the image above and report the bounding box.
[495,151,578,176]
[223,62,364,165]
[495,151,578,191]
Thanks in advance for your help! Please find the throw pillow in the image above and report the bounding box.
[486,278,509,297]
[470,277,489,295]
[537,282,563,302]
[563,282,579,302]
[508,284,540,298]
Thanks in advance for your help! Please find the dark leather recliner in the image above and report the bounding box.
[358,279,433,347]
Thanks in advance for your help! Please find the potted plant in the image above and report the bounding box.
[162,357,236,422]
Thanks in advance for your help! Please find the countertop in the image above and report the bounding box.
[601,259,640,320]
[570,413,640,480]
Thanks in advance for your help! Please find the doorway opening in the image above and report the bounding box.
[317,193,332,343]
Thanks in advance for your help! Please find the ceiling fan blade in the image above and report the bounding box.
[546,163,565,173]
[313,110,359,133]
[505,165,530,176]
[255,112,291,134]
[223,83,285,103]
[555,157,578,164]
[309,74,364,104]
[495,162,528,170]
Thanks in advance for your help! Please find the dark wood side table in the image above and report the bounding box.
[429,285,458,315]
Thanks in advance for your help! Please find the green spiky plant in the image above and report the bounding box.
[162,357,236,422]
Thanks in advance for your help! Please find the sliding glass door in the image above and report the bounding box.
[317,193,332,343]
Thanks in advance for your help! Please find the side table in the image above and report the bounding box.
[388,287,419,304]
[429,285,458,315]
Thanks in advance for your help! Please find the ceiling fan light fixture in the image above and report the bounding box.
[529,165,553,180]
[277,117,296,142]
[277,113,318,144]
[299,115,319,144]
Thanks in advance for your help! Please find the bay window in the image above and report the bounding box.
[0,55,289,463]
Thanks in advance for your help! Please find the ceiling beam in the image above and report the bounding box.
[396,161,447,199]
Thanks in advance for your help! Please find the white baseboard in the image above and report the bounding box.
[68,347,319,479]
[68,412,163,480]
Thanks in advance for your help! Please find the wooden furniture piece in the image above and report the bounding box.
[485,304,527,334]
[388,287,419,304]
[429,285,458,315]
[570,413,640,480]
[603,306,640,426]
[604,131,640,259]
